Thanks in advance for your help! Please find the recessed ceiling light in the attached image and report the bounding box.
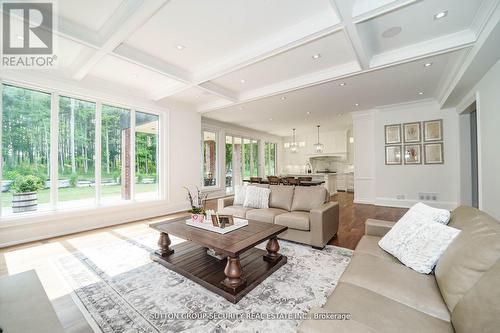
[240,79,246,84]
[354,103,359,106]
[382,26,402,38]
[339,82,346,87]
[418,91,424,95]
[312,54,321,60]
[434,10,448,20]
[269,118,273,121]
[424,62,433,67]
[281,96,287,100]
[176,44,185,50]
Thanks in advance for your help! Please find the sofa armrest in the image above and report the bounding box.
[365,219,396,237]
[309,202,340,248]
[217,196,234,212]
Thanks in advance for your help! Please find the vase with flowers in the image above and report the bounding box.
[184,185,208,223]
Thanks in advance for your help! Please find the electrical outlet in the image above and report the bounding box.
[418,193,438,201]
[396,194,405,200]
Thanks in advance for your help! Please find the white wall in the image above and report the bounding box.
[352,111,376,204]
[201,117,283,199]
[467,60,500,219]
[353,101,460,210]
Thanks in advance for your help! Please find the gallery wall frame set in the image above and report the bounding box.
[384,120,444,165]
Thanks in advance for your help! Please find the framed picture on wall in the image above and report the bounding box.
[403,122,421,143]
[385,124,401,144]
[424,143,444,164]
[404,144,422,164]
[424,119,443,142]
[385,145,402,165]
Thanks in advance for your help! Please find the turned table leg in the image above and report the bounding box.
[156,232,174,257]
[221,256,246,293]
[263,236,282,263]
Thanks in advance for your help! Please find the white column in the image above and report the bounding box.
[95,102,102,204]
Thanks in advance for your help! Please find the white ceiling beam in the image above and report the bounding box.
[198,82,239,102]
[352,0,419,24]
[72,0,169,81]
[328,0,370,69]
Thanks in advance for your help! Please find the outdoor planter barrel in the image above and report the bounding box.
[12,192,38,213]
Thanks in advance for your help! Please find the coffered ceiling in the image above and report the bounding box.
[1,0,498,136]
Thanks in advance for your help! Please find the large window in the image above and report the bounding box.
[242,138,259,179]
[265,142,277,176]
[1,85,51,214]
[0,83,163,217]
[203,130,217,187]
[58,96,96,207]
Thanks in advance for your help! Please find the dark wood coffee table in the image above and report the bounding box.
[149,218,287,303]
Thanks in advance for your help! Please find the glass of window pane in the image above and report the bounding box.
[252,140,259,177]
[135,111,159,199]
[58,96,96,208]
[270,143,276,176]
[203,131,217,187]
[243,139,251,179]
[233,137,242,186]
[225,136,233,194]
[1,85,51,215]
[101,105,131,202]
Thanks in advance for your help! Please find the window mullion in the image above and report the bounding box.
[0,83,3,217]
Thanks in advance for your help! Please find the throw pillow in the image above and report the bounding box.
[379,215,460,274]
[243,186,270,209]
[410,202,451,224]
[233,185,247,206]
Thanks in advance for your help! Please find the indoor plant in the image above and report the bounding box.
[11,175,45,213]
[184,186,208,222]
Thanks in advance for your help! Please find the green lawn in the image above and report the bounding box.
[1,183,157,207]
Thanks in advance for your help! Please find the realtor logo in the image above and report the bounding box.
[2,1,57,67]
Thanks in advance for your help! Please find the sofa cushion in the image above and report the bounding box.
[355,235,399,264]
[435,206,500,312]
[291,186,327,212]
[269,185,294,211]
[275,211,310,231]
[340,252,451,321]
[379,211,460,274]
[318,282,454,333]
[243,186,270,209]
[220,205,254,218]
[233,185,247,205]
[246,208,287,224]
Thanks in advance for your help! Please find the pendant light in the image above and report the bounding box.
[290,128,298,153]
[314,125,324,153]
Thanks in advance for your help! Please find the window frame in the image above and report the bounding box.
[0,80,165,219]
[264,142,278,176]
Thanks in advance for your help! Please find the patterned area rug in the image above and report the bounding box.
[56,232,352,333]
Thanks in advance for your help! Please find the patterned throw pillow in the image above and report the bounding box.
[410,202,451,224]
[243,186,270,209]
[379,204,460,274]
[233,185,247,206]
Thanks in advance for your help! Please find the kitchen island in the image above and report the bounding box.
[281,172,337,195]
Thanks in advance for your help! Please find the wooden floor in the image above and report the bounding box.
[0,192,406,332]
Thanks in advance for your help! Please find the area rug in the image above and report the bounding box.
[56,232,352,333]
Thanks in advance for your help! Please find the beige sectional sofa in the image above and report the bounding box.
[299,206,500,333]
[217,185,339,249]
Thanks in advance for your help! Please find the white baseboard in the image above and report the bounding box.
[353,198,375,205]
[375,197,458,210]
